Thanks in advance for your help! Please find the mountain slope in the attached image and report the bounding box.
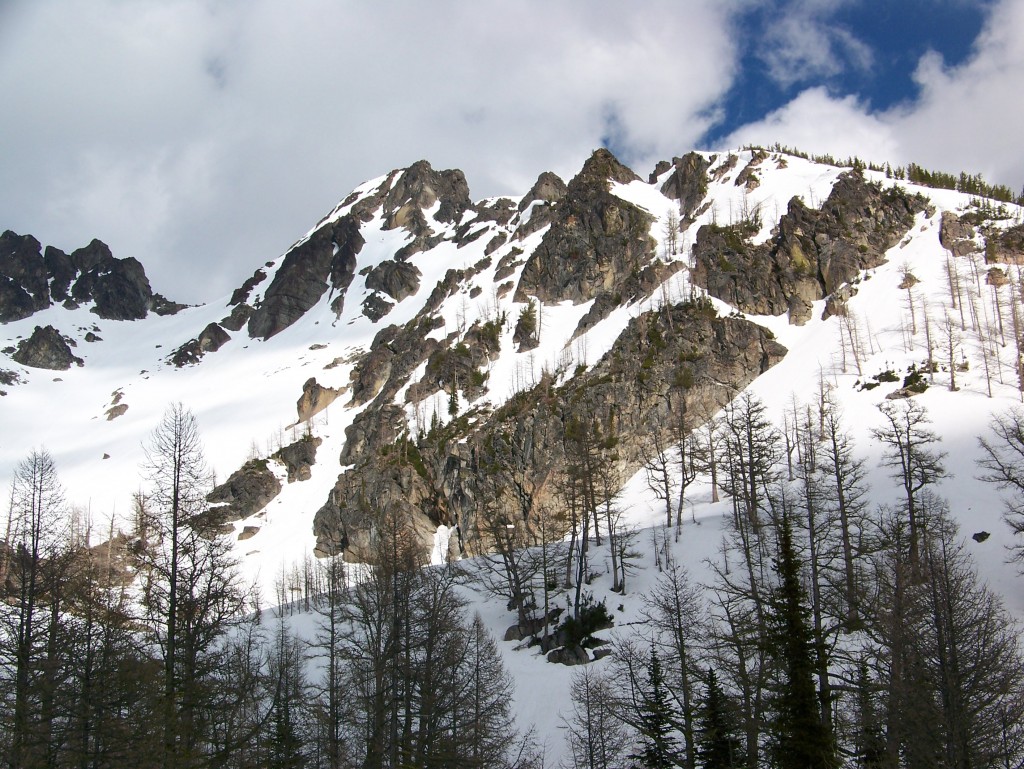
[2,147,1023,613]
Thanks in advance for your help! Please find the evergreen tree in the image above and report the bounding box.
[631,650,685,769]
[696,668,743,769]
[767,514,836,769]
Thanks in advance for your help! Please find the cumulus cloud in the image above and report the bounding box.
[721,0,1024,192]
[3,0,1022,305]
[0,0,736,302]
[758,4,873,88]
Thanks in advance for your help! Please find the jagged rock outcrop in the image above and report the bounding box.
[314,296,786,560]
[692,170,928,323]
[0,230,174,323]
[0,231,49,321]
[513,171,568,240]
[296,377,343,423]
[515,149,658,305]
[247,214,363,340]
[206,458,281,522]
[169,323,231,367]
[380,161,474,260]
[47,239,156,320]
[272,435,321,483]
[652,151,711,222]
[11,325,83,370]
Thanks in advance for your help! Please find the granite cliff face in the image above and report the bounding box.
[312,296,785,560]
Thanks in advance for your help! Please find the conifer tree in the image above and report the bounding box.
[696,668,743,769]
[631,650,685,769]
[767,513,836,769]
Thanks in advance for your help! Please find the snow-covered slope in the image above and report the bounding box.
[5,146,1024,762]
[2,149,1023,603]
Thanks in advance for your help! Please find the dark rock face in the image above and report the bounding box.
[273,436,322,483]
[150,294,187,316]
[11,325,83,370]
[206,459,282,522]
[65,240,154,320]
[0,230,171,323]
[247,215,363,340]
[655,152,711,222]
[692,170,928,323]
[169,323,231,367]
[361,292,394,322]
[0,232,49,321]
[220,303,252,332]
[514,149,659,306]
[314,297,786,561]
[364,260,422,302]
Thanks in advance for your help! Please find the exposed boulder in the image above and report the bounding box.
[206,458,282,522]
[514,149,658,305]
[169,323,231,367]
[361,292,394,322]
[547,646,590,666]
[247,214,363,340]
[364,260,422,302]
[296,377,343,423]
[273,435,322,483]
[939,211,977,256]
[11,325,83,370]
[105,404,128,421]
[220,303,252,332]
[150,294,187,316]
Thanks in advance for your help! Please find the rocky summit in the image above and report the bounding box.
[1,146,1022,587]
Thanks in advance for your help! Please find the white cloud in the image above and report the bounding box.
[720,87,898,160]
[0,0,737,302]
[3,0,1022,306]
[754,0,872,88]
[722,0,1024,193]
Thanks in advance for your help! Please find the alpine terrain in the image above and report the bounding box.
[3,146,1024,768]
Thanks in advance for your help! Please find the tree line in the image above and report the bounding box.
[558,392,1024,769]
[5,387,1024,768]
[0,404,538,769]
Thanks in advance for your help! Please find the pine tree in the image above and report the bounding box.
[631,650,685,769]
[768,514,837,769]
[696,668,743,769]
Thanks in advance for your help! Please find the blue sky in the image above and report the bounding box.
[713,0,990,138]
[0,0,1021,301]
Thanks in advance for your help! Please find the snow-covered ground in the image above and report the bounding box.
[4,148,1024,762]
